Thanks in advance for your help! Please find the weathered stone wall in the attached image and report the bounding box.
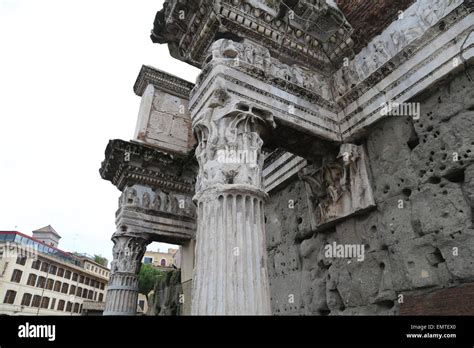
[265,67,474,315]
[149,270,182,316]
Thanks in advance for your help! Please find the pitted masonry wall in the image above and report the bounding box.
[265,67,474,315]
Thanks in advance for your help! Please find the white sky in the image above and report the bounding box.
[0,0,200,264]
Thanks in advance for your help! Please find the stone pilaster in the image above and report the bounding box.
[191,63,274,314]
[103,233,148,316]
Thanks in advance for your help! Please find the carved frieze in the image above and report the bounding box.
[190,39,340,143]
[333,0,465,99]
[199,38,333,103]
[299,144,375,230]
[120,185,196,219]
[151,0,353,71]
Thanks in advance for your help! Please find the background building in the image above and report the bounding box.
[142,248,178,269]
[0,228,109,316]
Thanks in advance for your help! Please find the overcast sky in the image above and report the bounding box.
[0,0,200,264]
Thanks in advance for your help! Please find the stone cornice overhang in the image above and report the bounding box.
[133,64,194,98]
[99,139,196,193]
[151,0,354,71]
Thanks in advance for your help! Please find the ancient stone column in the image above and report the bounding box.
[103,233,148,315]
[191,75,273,314]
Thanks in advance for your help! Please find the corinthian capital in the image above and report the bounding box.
[110,233,148,274]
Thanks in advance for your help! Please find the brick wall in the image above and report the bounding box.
[336,0,415,53]
[400,283,474,315]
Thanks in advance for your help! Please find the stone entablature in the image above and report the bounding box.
[190,39,341,142]
[151,0,354,71]
[335,0,472,139]
[99,139,196,193]
[153,0,472,144]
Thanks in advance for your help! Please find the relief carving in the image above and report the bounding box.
[335,0,463,94]
[119,185,196,218]
[206,39,331,100]
[299,144,375,229]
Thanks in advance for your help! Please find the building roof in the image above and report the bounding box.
[32,225,62,239]
[0,230,76,264]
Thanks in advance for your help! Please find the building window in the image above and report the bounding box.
[40,262,49,273]
[57,300,65,311]
[85,277,90,286]
[72,273,78,281]
[16,255,27,265]
[53,281,61,292]
[27,274,37,286]
[73,303,80,313]
[82,289,88,298]
[41,297,50,309]
[61,283,69,294]
[57,268,64,277]
[49,265,57,275]
[76,287,82,296]
[87,291,93,300]
[90,279,95,288]
[98,293,103,302]
[31,260,41,270]
[65,270,71,279]
[143,257,153,264]
[138,300,145,311]
[21,293,32,306]
[50,298,56,310]
[46,279,54,290]
[31,295,41,307]
[3,290,17,304]
[160,259,166,266]
[10,269,23,283]
[36,276,46,288]
[66,301,72,312]
[69,285,76,295]
[79,275,84,284]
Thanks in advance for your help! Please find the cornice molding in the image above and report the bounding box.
[133,65,194,98]
[99,139,196,193]
[151,0,353,71]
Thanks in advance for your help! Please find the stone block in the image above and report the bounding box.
[134,84,195,155]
